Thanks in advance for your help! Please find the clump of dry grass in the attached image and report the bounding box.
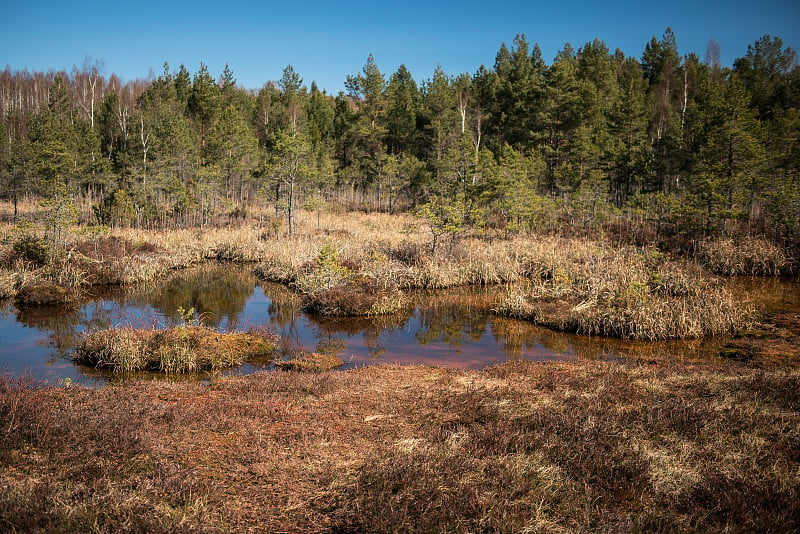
[14,280,76,306]
[0,268,14,299]
[696,237,791,276]
[75,325,277,373]
[496,240,753,340]
[10,259,89,306]
[256,242,409,317]
[302,277,408,317]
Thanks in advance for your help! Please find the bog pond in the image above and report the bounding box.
[1,263,798,386]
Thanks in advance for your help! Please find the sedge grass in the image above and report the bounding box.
[76,325,277,373]
[695,236,791,276]
[495,239,753,340]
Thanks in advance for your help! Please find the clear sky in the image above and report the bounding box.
[2,0,798,94]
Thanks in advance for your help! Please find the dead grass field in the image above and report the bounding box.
[2,358,798,533]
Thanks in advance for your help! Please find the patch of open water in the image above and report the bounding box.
[1,264,798,386]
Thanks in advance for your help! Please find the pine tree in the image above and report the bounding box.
[188,63,220,165]
[385,65,421,156]
[608,56,650,206]
[344,55,388,194]
[421,65,457,164]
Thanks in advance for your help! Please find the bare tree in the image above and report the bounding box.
[74,56,105,129]
[705,38,721,70]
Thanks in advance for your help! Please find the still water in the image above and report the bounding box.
[1,264,798,386]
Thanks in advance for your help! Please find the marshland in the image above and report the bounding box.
[2,204,800,532]
[2,29,800,532]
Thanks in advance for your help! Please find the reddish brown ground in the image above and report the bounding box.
[2,358,799,533]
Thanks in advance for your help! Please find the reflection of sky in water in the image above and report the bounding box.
[1,265,797,387]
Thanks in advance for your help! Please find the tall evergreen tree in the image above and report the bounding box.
[188,63,220,165]
[385,65,421,156]
[345,54,388,193]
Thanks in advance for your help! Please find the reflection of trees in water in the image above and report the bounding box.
[125,263,256,329]
[489,315,728,363]
[7,275,772,381]
[413,287,497,348]
[305,311,414,360]
[490,317,551,359]
[726,277,800,314]
[490,316,616,360]
[260,282,306,354]
[415,305,489,347]
[13,301,116,360]
[299,286,500,359]
[1,302,15,320]
[261,282,303,329]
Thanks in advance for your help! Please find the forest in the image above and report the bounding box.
[1,29,799,253]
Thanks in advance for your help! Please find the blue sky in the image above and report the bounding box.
[2,0,798,93]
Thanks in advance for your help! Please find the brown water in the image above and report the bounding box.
[1,263,797,386]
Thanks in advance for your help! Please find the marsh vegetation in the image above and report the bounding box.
[0,206,798,532]
[2,361,798,532]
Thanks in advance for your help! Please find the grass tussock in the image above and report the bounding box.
[75,325,277,373]
[1,361,798,532]
[695,237,791,276]
[0,268,14,299]
[275,352,344,372]
[302,280,407,316]
[496,240,752,340]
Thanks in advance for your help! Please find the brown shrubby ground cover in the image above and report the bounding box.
[1,359,798,533]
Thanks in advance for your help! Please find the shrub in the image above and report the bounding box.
[11,235,50,267]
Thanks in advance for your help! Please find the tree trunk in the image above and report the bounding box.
[288,176,295,238]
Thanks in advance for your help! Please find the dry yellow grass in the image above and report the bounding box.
[696,237,791,276]
[494,238,754,339]
[0,210,759,337]
[76,325,277,373]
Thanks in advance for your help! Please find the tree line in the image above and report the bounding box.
[1,30,798,248]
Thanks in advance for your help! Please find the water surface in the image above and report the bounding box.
[1,264,797,386]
